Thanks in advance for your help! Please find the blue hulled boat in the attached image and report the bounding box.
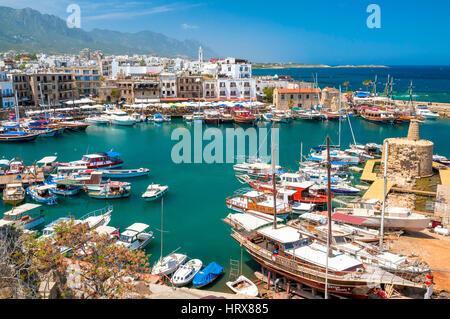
[192,262,224,288]
[27,184,58,205]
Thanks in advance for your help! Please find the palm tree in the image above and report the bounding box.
[363,79,372,92]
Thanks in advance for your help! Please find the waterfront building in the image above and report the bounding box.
[160,72,177,98]
[202,76,217,99]
[273,88,322,110]
[111,59,163,79]
[217,77,256,100]
[0,71,15,108]
[218,57,252,79]
[53,65,102,96]
[177,72,203,99]
[10,72,78,106]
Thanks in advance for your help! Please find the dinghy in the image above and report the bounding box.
[172,259,203,287]
[101,168,149,179]
[226,275,259,297]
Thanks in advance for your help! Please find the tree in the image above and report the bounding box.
[262,87,274,103]
[363,79,372,91]
[34,220,151,299]
[111,89,121,100]
[139,59,146,66]
[288,99,295,108]
[0,226,40,298]
[343,81,350,92]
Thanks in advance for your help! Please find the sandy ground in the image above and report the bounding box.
[389,229,450,292]
[146,284,257,299]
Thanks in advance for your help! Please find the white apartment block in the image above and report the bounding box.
[219,57,252,79]
[217,78,256,100]
[160,72,177,98]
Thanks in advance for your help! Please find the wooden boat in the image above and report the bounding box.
[0,203,44,230]
[115,223,154,250]
[2,183,25,205]
[204,110,220,124]
[232,108,255,125]
[0,131,39,142]
[152,253,188,276]
[226,275,259,297]
[27,184,57,205]
[192,262,224,288]
[142,184,168,201]
[360,108,396,124]
[226,190,291,219]
[87,181,131,199]
[220,111,234,123]
[230,225,427,299]
[59,121,91,131]
[100,168,149,179]
[172,259,203,287]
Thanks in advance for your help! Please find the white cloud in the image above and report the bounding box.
[181,23,199,29]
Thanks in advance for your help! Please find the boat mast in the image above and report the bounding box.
[325,136,332,299]
[14,90,20,129]
[379,140,388,249]
[160,196,164,261]
[338,86,341,149]
[271,121,277,229]
[300,142,303,163]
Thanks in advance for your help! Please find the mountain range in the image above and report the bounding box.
[0,6,216,59]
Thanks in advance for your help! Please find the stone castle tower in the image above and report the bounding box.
[380,119,433,185]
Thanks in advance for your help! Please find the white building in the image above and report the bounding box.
[218,57,252,79]
[217,78,256,100]
[111,60,163,79]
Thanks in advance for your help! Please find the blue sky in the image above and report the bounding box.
[2,0,450,64]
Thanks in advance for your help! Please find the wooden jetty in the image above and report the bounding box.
[360,159,380,182]
[362,178,394,202]
[0,172,44,188]
[439,169,450,186]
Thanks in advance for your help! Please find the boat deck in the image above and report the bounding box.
[360,159,380,182]
[362,178,394,202]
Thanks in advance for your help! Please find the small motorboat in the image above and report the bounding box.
[153,113,164,123]
[163,115,171,122]
[115,223,154,250]
[101,168,150,179]
[172,259,203,287]
[192,262,224,288]
[226,275,259,297]
[151,253,187,276]
[2,183,25,205]
[142,184,168,201]
[85,116,110,125]
[292,202,316,214]
[87,181,131,199]
[27,184,57,205]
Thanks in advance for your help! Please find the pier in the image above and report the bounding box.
[360,159,380,182]
[0,172,44,188]
[362,178,394,201]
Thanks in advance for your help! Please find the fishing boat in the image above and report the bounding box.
[100,168,150,179]
[60,151,123,169]
[204,110,220,124]
[322,110,341,121]
[0,131,39,142]
[142,184,168,201]
[192,262,224,288]
[115,223,154,250]
[2,183,25,205]
[27,184,57,205]
[163,114,172,122]
[152,253,188,276]
[233,160,281,178]
[226,275,259,297]
[172,259,203,287]
[59,121,91,131]
[433,155,450,166]
[233,108,255,125]
[262,112,274,122]
[46,179,81,196]
[0,203,44,230]
[87,181,131,199]
[219,111,234,123]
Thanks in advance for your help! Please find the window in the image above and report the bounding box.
[290,94,294,99]
[306,94,309,99]
[281,94,285,100]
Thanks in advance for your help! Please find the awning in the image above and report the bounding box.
[331,213,366,225]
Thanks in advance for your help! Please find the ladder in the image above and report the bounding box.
[229,258,241,281]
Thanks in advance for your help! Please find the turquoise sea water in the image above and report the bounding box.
[253,66,450,103]
[1,118,449,292]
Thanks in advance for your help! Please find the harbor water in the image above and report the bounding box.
[1,118,449,292]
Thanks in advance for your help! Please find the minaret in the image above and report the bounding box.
[198,46,203,69]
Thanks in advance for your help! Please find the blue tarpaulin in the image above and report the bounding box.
[192,262,223,287]
[106,151,122,157]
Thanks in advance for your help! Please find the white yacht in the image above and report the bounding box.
[105,109,136,126]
